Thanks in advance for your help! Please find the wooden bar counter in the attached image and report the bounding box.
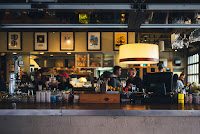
[79,94,120,103]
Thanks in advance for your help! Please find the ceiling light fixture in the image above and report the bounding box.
[119,43,159,64]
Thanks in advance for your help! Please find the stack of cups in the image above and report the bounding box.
[36,91,40,103]
[45,91,51,103]
[40,91,46,103]
[195,93,199,104]
[189,94,193,104]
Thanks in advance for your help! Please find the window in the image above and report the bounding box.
[187,53,199,84]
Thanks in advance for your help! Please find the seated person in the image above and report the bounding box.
[126,68,143,91]
[32,72,46,93]
[58,72,73,91]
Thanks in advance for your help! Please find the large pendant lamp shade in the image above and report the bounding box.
[119,43,159,64]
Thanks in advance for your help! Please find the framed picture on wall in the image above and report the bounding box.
[113,32,128,51]
[7,32,22,50]
[60,32,75,51]
[34,32,48,51]
[87,32,101,51]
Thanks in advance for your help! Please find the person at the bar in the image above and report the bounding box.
[158,63,165,72]
[172,74,178,93]
[126,68,143,91]
[110,66,122,89]
[0,68,7,91]
[32,71,46,93]
[58,71,73,91]
[178,73,185,86]
[101,71,112,93]
[175,73,185,91]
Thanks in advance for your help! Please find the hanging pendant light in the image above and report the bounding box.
[119,43,159,64]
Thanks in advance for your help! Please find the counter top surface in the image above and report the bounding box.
[0,103,200,116]
[1,103,200,110]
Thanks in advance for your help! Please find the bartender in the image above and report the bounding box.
[58,72,73,91]
[126,68,143,91]
[110,66,122,89]
[32,71,45,93]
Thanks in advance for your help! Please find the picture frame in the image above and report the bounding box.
[60,32,75,51]
[7,32,22,50]
[113,32,128,51]
[87,32,101,51]
[34,32,48,51]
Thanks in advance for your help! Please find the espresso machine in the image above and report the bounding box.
[9,56,21,94]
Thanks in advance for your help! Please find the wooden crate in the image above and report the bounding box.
[79,94,120,103]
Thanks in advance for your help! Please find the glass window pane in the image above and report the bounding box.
[195,64,197,74]
[193,64,195,74]
[191,56,193,64]
[189,65,191,74]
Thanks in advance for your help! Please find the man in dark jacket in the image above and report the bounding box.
[126,68,143,91]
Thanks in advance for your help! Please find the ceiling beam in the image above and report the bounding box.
[140,24,200,29]
[148,3,200,11]
[0,24,128,28]
[0,3,200,10]
[0,3,132,10]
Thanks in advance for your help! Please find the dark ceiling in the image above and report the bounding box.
[0,1,199,33]
[1,0,200,3]
[0,0,199,50]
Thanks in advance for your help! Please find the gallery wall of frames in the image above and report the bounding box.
[2,32,132,52]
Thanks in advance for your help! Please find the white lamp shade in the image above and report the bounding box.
[119,43,159,64]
